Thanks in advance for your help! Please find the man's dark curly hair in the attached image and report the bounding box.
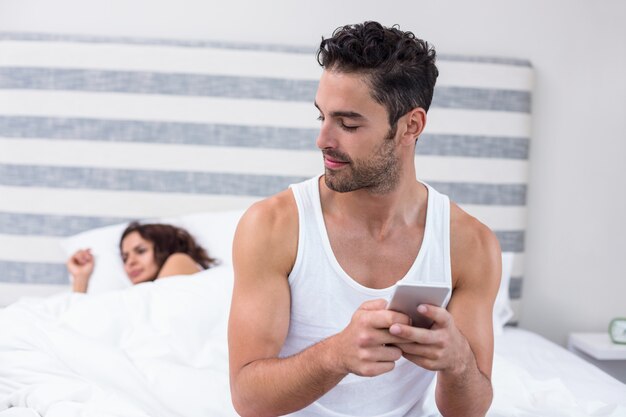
[317,21,438,130]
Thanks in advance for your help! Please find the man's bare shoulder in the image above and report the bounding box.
[450,202,500,253]
[238,189,298,234]
[234,189,299,276]
[449,202,501,289]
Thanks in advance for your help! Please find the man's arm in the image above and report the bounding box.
[389,206,501,417]
[228,191,342,417]
[228,191,410,417]
[435,213,500,417]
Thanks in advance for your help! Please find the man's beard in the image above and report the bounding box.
[323,126,400,194]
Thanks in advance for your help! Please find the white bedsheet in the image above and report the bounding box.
[1,268,625,417]
[488,328,626,417]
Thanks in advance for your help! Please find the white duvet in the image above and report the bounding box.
[1,266,625,417]
[0,266,237,417]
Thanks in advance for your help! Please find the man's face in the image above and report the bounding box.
[314,70,400,194]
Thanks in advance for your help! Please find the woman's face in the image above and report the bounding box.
[121,231,159,284]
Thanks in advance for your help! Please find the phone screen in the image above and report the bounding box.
[386,284,450,328]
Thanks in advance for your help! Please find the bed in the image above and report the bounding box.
[1,265,625,417]
[1,32,625,416]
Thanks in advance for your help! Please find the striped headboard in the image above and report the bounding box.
[0,32,532,320]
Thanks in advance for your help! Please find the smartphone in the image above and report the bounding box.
[386,283,451,328]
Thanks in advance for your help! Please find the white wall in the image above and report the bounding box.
[1,0,625,346]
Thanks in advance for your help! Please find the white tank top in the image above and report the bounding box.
[280,175,452,417]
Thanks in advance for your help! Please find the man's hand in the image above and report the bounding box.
[388,304,472,376]
[331,299,411,377]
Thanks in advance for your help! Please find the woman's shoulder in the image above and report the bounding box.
[157,253,202,278]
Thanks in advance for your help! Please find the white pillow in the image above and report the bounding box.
[59,209,245,294]
[493,252,515,335]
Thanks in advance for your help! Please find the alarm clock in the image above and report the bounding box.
[609,318,626,344]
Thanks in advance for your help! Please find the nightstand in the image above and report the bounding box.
[567,332,626,383]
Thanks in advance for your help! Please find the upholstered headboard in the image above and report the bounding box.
[0,33,532,321]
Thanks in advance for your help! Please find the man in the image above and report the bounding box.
[228,21,501,417]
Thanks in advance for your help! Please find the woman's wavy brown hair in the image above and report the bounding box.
[119,222,218,273]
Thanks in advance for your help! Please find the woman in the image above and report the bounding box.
[67,222,217,293]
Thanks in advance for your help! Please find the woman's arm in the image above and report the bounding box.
[67,249,95,293]
[156,253,202,279]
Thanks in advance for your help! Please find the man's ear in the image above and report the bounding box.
[400,107,426,145]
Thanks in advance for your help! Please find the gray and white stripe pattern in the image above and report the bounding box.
[0,33,532,320]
